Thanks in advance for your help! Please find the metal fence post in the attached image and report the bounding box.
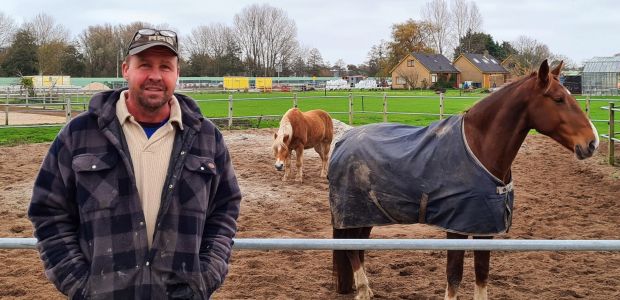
[439,92,445,120]
[293,92,298,108]
[383,93,388,122]
[609,102,615,166]
[585,96,591,118]
[228,94,233,128]
[348,93,353,125]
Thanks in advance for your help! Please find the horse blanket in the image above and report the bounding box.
[328,115,514,235]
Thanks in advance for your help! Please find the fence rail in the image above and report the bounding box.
[3,238,620,251]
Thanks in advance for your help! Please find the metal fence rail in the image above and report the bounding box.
[3,238,620,251]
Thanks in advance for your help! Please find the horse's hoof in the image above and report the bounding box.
[354,288,373,300]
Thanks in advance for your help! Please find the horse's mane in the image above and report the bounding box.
[462,72,537,114]
[272,113,294,151]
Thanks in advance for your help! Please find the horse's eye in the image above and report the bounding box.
[553,97,564,103]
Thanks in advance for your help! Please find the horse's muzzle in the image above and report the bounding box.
[274,163,284,171]
[575,140,597,160]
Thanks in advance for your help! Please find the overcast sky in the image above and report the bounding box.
[2,0,618,66]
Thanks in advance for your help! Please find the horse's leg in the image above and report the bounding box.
[445,232,466,300]
[473,236,493,300]
[314,143,328,178]
[282,153,292,181]
[333,227,373,299]
[320,142,330,177]
[294,146,304,183]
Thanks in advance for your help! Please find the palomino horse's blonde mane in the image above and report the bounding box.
[272,115,293,151]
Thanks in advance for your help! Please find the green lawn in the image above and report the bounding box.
[0,89,618,146]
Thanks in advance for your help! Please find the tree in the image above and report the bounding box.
[79,24,117,77]
[59,43,86,76]
[234,3,298,76]
[509,36,553,76]
[387,19,434,71]
[366,40,390,78]
[422,0,451,56]
[1,29,38,76]
[453,31,512,61]
[23,13,71,74]
[0,12,17,49]
[451,0,483,50]
[185,23,243,76]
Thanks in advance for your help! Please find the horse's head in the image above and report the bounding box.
[526,60,599,159]
[272,131,290,171]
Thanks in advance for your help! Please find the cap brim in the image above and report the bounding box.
[127,42,178,56]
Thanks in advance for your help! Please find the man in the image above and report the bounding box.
[28,28,241,300]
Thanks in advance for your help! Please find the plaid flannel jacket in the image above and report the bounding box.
[28,89,241,299]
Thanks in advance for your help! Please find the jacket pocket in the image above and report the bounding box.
[178,154,217,213]
[72,152,119,212]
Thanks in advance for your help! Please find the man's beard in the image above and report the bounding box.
[136,82,172,112]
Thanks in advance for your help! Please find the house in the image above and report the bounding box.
[454,52,509,89]
[581,54,620,95]
[390,53,460,89]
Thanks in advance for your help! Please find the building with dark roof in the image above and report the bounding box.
[390,53,460,89]
[454,52,509,89]
[582,54,620,95]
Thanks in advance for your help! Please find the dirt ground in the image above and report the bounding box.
[0,123,619,299]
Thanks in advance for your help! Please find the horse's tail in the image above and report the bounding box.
[333,228,354,294]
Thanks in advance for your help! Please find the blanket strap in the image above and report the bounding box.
[496,181,513,195]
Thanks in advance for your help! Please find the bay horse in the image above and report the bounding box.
[272,108,333,183]
[329,60,599,300]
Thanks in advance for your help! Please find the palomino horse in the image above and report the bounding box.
[329,60,599,300]
[272,108,333,183]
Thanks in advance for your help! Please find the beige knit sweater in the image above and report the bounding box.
[116,91,183,247]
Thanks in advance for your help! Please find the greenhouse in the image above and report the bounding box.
[581,54,620,95]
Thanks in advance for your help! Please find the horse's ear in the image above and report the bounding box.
[551,60,564,76]
[538,59,550,86]
[273,132,278,139]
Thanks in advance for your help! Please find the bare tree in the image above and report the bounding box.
[423,0,451,56]
[451,0,469,46]
[78,24,117,77]
[467,2,483,33]
[396,68,421,90]
[0,12,17,49]
[510,35,553,76]
[185,23,237,75]
[234,3,298,76]
[23,13,69,45]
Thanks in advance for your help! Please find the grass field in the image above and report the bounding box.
[0,89,618,146]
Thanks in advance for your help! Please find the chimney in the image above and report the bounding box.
[483,50,489,57]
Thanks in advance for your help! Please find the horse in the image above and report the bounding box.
[329,60,599,300]
[272,107,334,183]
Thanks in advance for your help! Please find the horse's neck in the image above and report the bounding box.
[463,84,531,183]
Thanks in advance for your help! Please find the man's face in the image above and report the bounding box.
[122,46,179,113]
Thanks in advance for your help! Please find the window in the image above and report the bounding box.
[407,60,415,67]
[431,74,437,83]
[397,77,406,84]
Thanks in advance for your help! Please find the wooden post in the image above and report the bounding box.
[348,93,353,125]
[228,94,233,128]
[382,92,388,122]
[4,88,8,126]
[609,102,615,166]
[65,96,72,123]
[293,92,298,108]
[25,89,29,108]
[585,96,591,118]
[439,92,445,120]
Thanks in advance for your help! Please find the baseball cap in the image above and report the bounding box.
[127,28,178,56]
